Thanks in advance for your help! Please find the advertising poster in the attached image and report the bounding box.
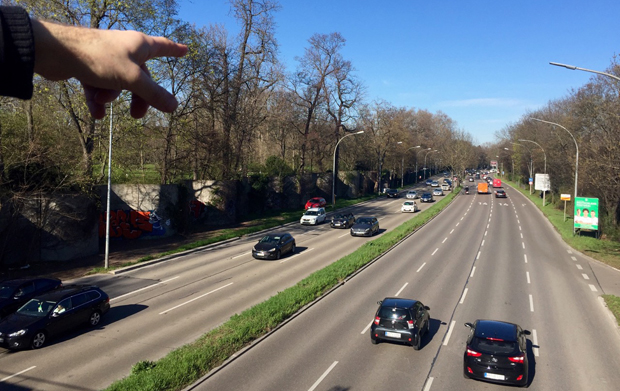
[574,197,599,230]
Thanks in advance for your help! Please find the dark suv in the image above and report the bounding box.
[0,285,110,350]
[370,297,430,350]
[386,189,399,198]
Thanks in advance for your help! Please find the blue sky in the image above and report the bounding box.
[177,0,619,145]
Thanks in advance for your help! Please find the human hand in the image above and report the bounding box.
[32,19,188,119]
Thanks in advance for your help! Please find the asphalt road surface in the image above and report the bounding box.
[0,180,449,390]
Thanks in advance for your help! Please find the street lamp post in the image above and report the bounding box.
[529,118,579,202]
[550,62,620,82]
[424,150,438,181]
[415,147,431,184]
[104,101,114,269]
[518,139,547,173]
[332,130,364,209]
[401,145,420,187]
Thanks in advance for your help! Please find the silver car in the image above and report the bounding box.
[406,190,418,199]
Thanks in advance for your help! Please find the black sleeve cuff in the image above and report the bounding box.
[0,6,35,100]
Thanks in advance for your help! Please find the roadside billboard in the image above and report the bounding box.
[574,197,599,231]
[534,173,550,191]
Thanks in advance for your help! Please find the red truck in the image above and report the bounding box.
[492,178,502,188]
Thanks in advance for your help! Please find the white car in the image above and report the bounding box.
[401,201,419,213]
[431,180,439,187]
[433,188,444,196]
[441,183,450,191]
[300,207,327,225]
[406,190,418,199]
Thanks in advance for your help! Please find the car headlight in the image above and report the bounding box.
[9,329,27,337]
[267,248,276,252]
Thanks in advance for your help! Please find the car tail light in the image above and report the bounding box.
[508,354,525,363]
[374,316,380,325]
[407,320,414,329]
[486,337,504,341]
[466,367,473,374]
[516,375,523,381]
[466,348,482,357]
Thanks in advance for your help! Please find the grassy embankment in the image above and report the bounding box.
[103,189,459,391]
[504,179,620,326]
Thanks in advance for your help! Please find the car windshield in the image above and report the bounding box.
[17,298,57,317]
[304,211,318,216]
[0,285,17,299]
[404,202,414,205]
[334,214,347,219]
[259,235,280,243]
[378,307,410,321]
[423,193,431,197]
[472,337,518,355]
[356,218,372,224]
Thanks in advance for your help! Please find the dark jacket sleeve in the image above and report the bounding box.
[0,6,35,100]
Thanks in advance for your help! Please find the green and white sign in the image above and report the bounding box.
[574,197,599,230]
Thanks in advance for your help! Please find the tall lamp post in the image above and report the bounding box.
[104,102,114,269]
[415,147,431,183]
[332,130,364,209]
[503,147,514,179]
[424,150,438,181]
[518,139,547,173]
[550,62,620,82]
[529,118,579,202]
[401,145,420,187]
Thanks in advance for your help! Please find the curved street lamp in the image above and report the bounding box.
[550,62,620,82]
[528,118,579,201]
[424,150,438,181]
[518,139,547,173]
[400,145,420,187]
[415,147,431,183]
[332,130,364,209]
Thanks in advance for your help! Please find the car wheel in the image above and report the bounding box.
[31,331,47,349]
[371,337,378,345]
[291,243,296,255]
[413,332,422,350]
[89,310,102,327]
[275,250,281,260]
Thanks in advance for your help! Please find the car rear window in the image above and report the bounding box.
[0,285,16,299]
[472,337,518,355]
[378,307,411,321]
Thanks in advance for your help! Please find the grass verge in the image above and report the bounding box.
[103,190,459,391]
[602,295,620,327]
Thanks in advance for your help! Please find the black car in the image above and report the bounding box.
[252,233,296,260]
[330,213,355,229]
[495,189,507,198]
[0,285,110,350]
[0,278,62,319]
[420,192,434,202]
[350,217,379,237]
[463,320,531,387]
[386,189,399,198]
[370,297,430,350]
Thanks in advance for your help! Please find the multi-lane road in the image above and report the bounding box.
[2,181,620,390]
[0,181,447,390]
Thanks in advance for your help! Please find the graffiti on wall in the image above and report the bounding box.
[99,210,166,239]
[189,199,207,220]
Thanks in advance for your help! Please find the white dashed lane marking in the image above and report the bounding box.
[582,274,590,280]
[470,267,476,277]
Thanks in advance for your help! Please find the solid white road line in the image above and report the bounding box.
[526,272,530,284]
[532,329,539,357]
[338,233,349,238]
[576,264,583,270]
[159,283,233,315]
[232,251,251,259]
[395,282,409,296]
[582,273,590,280]
[443,320,456,346]
[442,237,447,244]
[589,284,598,292]
[470,267,476,277]
[1,366,36,383]
[417,263,427,273]
[308,361,339,391]
[423,377,434,391]
[459,288,468,304]
[111,276,180,302]
[361,319,374,334]
[432,248,438,256]
[524,254,528,263]
[529,294,534,312]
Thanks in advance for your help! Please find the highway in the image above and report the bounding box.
[0,181,447,391]
[188,182,620,391]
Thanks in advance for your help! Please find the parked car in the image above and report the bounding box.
[0,285,110,350]
[330,213,355,228]
[300,207,327,225]
[252,233,296,260]
[386,189,399,198]
[370,297,430,350]
[421,193,434,202]
[350,217,379,237]
[406,190,418,199]
[304,197,326,210]
[431,180,439,187]
[433,188,444,196]
[495,189,507,198]
[463,319,531,387]
[401,201,419,213]
[0,278,62,319]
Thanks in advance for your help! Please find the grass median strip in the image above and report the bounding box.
[104,190,458,391]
